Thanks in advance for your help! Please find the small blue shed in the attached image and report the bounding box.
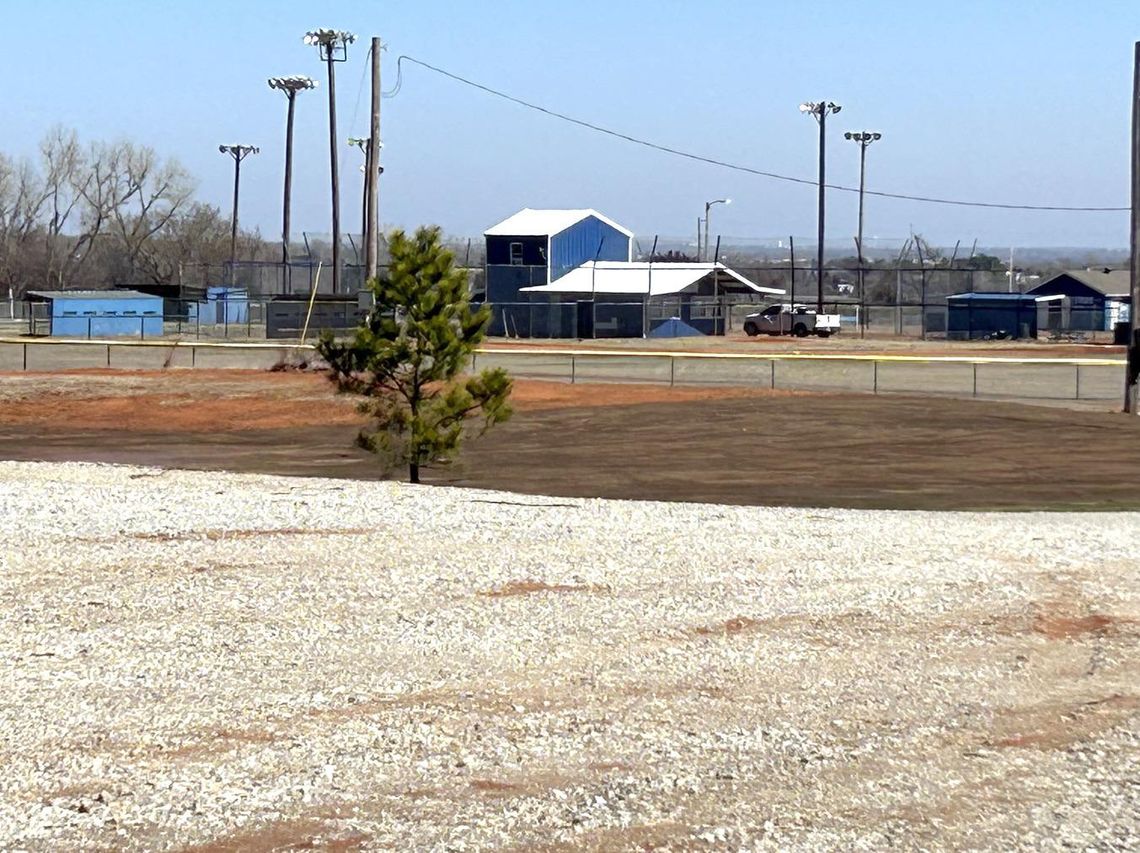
[187,286,250,326]
[27,290,164,338]
[946,292,1039,340]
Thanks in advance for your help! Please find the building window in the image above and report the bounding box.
[509,242,524,266]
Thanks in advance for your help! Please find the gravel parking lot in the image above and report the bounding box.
[2,461,1137,850]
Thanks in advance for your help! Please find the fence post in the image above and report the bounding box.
[570,355,576,384]
[972,362,978,397]
[1075,364,1081,400]
[106,344,111,368]
[669,356,675,387]
[873,360,878,394]
[87,317,92,340]
[770,359,776,389]
[22,342,27,371]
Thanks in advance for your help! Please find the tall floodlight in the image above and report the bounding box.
[305,28,356,293]
[218,145,259,286]
[703,198,731,262]
[844,131,882,334]
[801,101,842,312]
[268,76,317,287]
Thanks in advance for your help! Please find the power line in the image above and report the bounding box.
[385,54,1128,213]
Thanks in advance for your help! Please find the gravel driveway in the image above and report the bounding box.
[1,461,1137,850]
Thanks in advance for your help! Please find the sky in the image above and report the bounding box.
[4,0,1140,249]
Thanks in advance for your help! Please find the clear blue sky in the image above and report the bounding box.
[5,0,1139,248]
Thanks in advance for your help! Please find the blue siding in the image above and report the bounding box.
[550,217,629,281]
[48,296,163,338]
[187,287,250,325]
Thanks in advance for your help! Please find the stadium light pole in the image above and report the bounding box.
[703,198,731,262]
[801,100,842,312]
[218,144,259,287]
[268,76,317,289]
[844,131,882,335]
[305,28,356,294]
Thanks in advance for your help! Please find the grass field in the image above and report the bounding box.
[1,369,1139,510]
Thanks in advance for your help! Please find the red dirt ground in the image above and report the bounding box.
[2,369,1140,510]
[0,371,788,432]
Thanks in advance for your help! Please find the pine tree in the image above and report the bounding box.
[317,226,512,483]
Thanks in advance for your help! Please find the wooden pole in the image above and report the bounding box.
[366,37,381,281]
[1126,41,1140,413]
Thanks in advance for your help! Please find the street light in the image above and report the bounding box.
[268,75,317,286]
[844,131,882,335]
[801,100,842,312]
[703,198,731,262]
[305,28,356,293]
[218,144,259,287]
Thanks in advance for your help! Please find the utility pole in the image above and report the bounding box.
[1125,40,1140,413]
[268,76,317,291]
[801,101,842,313]
[366,36,382,281]
[703,198,731,263]
[218,145,259,287]
[844,131,881,336]
[305,29,356,294]
[348,137,369,260]
[789,235,796,308]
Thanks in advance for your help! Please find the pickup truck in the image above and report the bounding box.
[742,304,841,338]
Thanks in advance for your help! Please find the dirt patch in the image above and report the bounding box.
[469,779,522,794]
[1033,612,1116,640]
[4,373,1140,510]
[478,580,606,597]
[693,616,760,637]
[988,694,1140,750]
[178,818,368,852]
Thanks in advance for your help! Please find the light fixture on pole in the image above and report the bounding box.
[703,198,731,262]
[218,144,259,287]
[844,130,881,334]
[268,75,316,287]
[801,100,842,312]
[305,28,356,294]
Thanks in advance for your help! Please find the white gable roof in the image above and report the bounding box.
[484,208,634,238]
[519,261,784,296]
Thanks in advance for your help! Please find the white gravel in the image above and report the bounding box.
[0,460,1137,851]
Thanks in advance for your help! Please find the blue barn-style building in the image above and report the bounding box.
[27,290,164,338]
[482,208,783,338]
[484,208,633,304]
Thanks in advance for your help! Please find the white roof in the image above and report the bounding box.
[519,261,784,296]
[484,208,634,238]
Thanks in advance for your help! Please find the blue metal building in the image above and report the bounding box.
[946,292,1039,340]
[27,290,164,338]
[483,209,633,304]
[187,286,250,326]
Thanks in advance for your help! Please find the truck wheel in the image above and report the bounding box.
[743,321,759,337]
[816,330,832,338]
[792,323,808,338]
